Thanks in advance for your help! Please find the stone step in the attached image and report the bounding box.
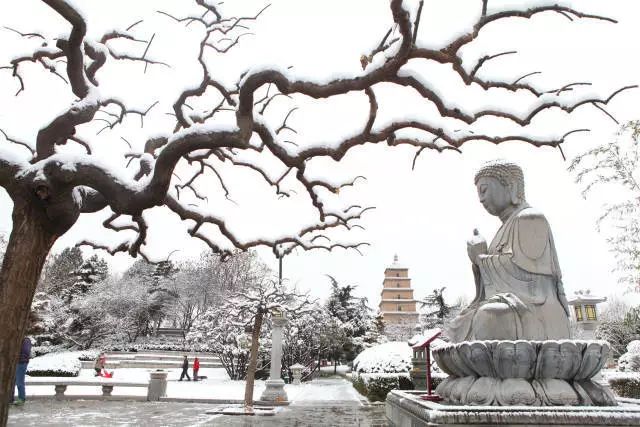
[126,354,219,362]
[106,350,215,358]
[81,360,223,369]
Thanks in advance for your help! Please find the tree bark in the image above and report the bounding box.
[0,202,57,426]
[244,310,263,410]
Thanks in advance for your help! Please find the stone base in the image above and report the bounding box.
[437,376,616,406]
[259,379,288,404]
[386,390,640,426]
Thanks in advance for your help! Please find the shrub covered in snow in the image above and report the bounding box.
[619,353,640,372]
[27,352,83,377]
[351,372,419,401]
[618,340,640,372]
[606,372,640,398]
[352,341,412,374]
[628,340,640,354]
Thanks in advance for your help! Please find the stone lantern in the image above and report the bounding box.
[567,289,607,340]
[409,329,442,401]
[290,363,305,385]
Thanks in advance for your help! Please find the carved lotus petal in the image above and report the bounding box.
[465,376,498,406]
[537,378,579,405]
[459,341,495,377]
[575,341,609,380]
[496,378,537,406]
[575,380,617,406]
[435,376,456,401]
[450,376,476,404]
[535,341,564,378]
[557,340,583,379]
[493,341,536,379]
[433,346,464,377]
[450,343,476,377]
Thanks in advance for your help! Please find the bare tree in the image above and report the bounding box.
[569,121,640,289]
[0,0,632,421]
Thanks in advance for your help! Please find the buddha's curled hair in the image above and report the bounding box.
[474,159,526,203]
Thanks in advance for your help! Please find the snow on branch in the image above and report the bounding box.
[0,0,633,263]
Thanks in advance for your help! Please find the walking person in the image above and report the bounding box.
[193,357,200,381]
[94,352,106,376]
[11,337,32,406]
[179,355,191,381]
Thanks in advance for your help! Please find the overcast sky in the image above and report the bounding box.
[1,0,639,308]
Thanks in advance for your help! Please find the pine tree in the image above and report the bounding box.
[62,254,108,303]
[40,247,84,296]
[324,276,376,362]
[148,260,179,331]
[420,287,454,330]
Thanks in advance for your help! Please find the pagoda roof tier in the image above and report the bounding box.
[383,277,411,281]
[380,298,418,303]
[381,287,414,291]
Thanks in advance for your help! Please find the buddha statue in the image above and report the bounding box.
[447,160,571,342]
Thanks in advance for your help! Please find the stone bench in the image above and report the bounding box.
[26,371,167,401]
[26,380,147,399]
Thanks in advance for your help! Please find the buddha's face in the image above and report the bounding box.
[476,176,513,216]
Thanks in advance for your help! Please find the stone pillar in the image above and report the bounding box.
[260,313,288,404]
[147,370,168,401]
[290,363,305,385]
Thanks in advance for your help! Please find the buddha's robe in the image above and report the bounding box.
[447,204,571,342]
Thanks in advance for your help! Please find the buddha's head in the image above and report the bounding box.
[474,160,526,217]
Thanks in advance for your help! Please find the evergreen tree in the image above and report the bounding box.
[148,260,179,331]
[40,247,83,295]
[61,254,108,303]
[420,287,454,330]
[324,276,378,362]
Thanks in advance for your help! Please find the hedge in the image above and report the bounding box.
[608,373,640,399]
[351,373,414,402]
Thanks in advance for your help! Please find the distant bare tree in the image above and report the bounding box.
[0,0,633,421]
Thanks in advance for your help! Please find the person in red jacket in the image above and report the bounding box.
[193,357,200,381]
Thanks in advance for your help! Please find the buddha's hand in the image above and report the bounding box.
[467,228,488,265]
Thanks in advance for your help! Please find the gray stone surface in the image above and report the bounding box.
[147,370,168,401]
[386,390,640,426]
[290,363,304,385]
[8,399,388,426]
[448,160,571,343]
[261,314,289,403]
[433,340,616,406]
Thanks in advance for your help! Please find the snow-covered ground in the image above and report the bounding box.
[25,368,363,402]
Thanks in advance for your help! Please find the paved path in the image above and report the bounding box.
[8,378,389,426]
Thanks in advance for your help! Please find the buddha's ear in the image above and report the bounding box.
[509,182,519,204]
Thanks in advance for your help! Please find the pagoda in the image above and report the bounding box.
[379,254,419,339]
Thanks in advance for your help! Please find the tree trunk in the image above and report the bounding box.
[0,203,57,426]
[244,310,263,410]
